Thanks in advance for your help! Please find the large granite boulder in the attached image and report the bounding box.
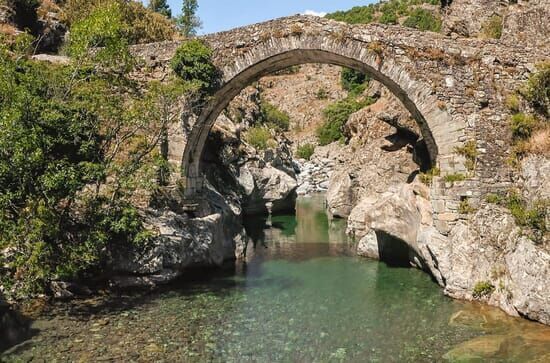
[110,184,247,288]
[326,170,354,218]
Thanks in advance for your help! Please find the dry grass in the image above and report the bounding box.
[37,0,62,19]
[525,127,550,155]
[0,23,18,36]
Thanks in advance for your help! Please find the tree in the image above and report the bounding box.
[177,0,202,37]
[148,0,172,18]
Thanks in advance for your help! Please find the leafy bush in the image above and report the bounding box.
[510,113,536,140]
[480,15,503,39]
[473,281,495,298]
[504,190,548,235]
[403,8,442,32]
[379,10,398,25]
[486,193,504,204]
[521,62,550,117]
[1,16,173,296]
[326,1,440,26]
[296,144,315,160]
[68,1,133,71]
[62,0,176,44]
[245,126,273,150]
[260,100,290,131]
[341,67,369,96]
[317,98,372,145]
[171,39,219,94]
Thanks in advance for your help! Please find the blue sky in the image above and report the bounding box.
[147,1,375,34]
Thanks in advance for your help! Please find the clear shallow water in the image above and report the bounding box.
[3,195,550,362]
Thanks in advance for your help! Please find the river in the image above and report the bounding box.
[3,194,550,362]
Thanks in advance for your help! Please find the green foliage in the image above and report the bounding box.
[473,281,495,298]
[486,193,504,204]
[62,0,176,44]
[148,0,172,18]
[326,1,440,30]
[505,94,521,113]
[480,15,503,39]
[510,113,536,140]
[403,8,442,32]
[68,1,133,72]
[296,144,316,161]
[316,88,328,100]
[0,11,176,296]
[379,10,398,25]
[444,173,466,183]
[419,167,440,185]
[260,100,290,131]
[504,190,548,235]
[341,68,369,96]
[455,140,477,171]
[317,97,374,145]
[521,62,550,117]
[245,126,273,150]
[177,0,201,37]
[459,199,475,214]
[171,39,219,95]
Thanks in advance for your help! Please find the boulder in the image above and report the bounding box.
[326,170,354,218]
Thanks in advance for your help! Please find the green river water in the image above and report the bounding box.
[3,195,550,362]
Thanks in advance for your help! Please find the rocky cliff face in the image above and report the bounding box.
[443,0,550,47]
[253,60,548,324]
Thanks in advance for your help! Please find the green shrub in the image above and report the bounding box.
[317,98,372,145]
[505,94,521,113]
[473,281,495,298]
[171,39,219,94]
[62,0,176,43]
[296,143,315,160]
[245,126,272,150]
[510,113,536,140]
[505,190,548,234]
[480,15,503,39]
[379,10,398,25]
[486,193,504,204]
[444,173,466,183]
[455,140,477,171]
[260,100,290,131]
[341,67,369,96]
[326,5,377,24]
[326,1,440,25]
[403,8,442,32]
[316,88,328,100]
[419,167,440,185]
[521,62,550,117]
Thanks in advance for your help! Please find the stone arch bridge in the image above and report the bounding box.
[133,15,547,233]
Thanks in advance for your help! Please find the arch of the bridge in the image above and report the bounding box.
[181,37,453,197]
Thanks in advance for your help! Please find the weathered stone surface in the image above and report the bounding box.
[326,170,354,218]
[110,184,247,287]
[520,155,550,204]
[356,229,379,259]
